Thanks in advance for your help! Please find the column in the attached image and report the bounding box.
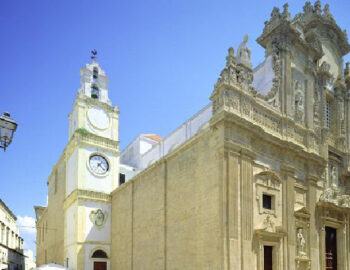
[240,150,254,270]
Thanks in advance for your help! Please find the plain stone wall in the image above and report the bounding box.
[36,159,66,266]
[111,129,222,270]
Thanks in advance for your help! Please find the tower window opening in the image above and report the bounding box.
[93,67,98,79]
[91,85,100,99]
[326,101,331,129]
[119,173,126,186]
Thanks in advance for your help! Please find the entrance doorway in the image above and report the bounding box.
[91,249,108,270]
[264,245,273,270]
[326,227,337,270]
[94,261,107,270]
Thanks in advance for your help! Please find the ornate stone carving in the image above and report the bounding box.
[323,4,335,23]
[262,214,275,232]
[338,97,345,135]
[282,3,291,21]
[224,90,240,112]
[89,209,108,228]
[303,2,313,14]
[320,61,331,73]
[257,39,281,109]
[211,46,255,114]
[319,187,338,203]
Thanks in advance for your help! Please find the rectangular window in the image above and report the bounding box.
[263,194,272,210]
[119,173,126,186]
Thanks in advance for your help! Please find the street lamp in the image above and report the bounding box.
[0,112,17,151]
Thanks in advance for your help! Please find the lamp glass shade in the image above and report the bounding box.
[0,112,17,150]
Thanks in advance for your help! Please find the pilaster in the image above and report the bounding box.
[305,76,314,130]
[283,46,293,117]
[240,150,254,270]
[281,164,296,270]
[307,174,319,270]
[228,150,240,269]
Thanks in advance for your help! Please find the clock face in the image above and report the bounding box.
[87,107,110,130]
[89,154,109,175]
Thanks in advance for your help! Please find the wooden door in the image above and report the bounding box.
[94,261,107,270]
[264,246,273,270]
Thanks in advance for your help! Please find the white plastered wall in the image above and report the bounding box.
[66,148,78,197]
[84,201,111,242]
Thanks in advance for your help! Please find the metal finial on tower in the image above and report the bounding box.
[91,49,98,60]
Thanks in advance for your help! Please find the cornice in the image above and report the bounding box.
[211,109,326,166]
[74,95,119,114]
[64,189,111,209]
[65,129,119,158]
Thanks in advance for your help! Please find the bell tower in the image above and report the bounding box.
[64,52,119,270]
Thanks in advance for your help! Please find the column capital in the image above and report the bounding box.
[281,164,296,176]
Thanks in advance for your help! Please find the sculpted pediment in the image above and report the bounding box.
[255,171,281,190]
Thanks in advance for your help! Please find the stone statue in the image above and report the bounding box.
[323,4,334,21]
[237,35,252,68]
[331,166,338,188]
[314,89,320,122]
[282,3,291,20]
[314,0,322,14]
[297,228,307,257]
[294,81,304,122]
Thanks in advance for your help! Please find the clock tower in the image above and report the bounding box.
[64,59,119,270]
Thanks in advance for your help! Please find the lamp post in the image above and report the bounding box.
[0,112,17,151]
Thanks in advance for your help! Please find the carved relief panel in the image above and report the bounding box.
[292,69,307,125]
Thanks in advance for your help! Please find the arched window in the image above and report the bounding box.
[93,67,98,79]
[91,249,108,259]
[91,84,100,99]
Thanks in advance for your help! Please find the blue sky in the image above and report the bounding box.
[1,0,350,256]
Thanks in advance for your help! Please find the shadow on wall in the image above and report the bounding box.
[3,247,26,270]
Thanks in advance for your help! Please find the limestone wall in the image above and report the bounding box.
[111,129,223,270]
[36,159,66,266]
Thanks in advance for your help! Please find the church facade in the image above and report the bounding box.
[36,1,350,270]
